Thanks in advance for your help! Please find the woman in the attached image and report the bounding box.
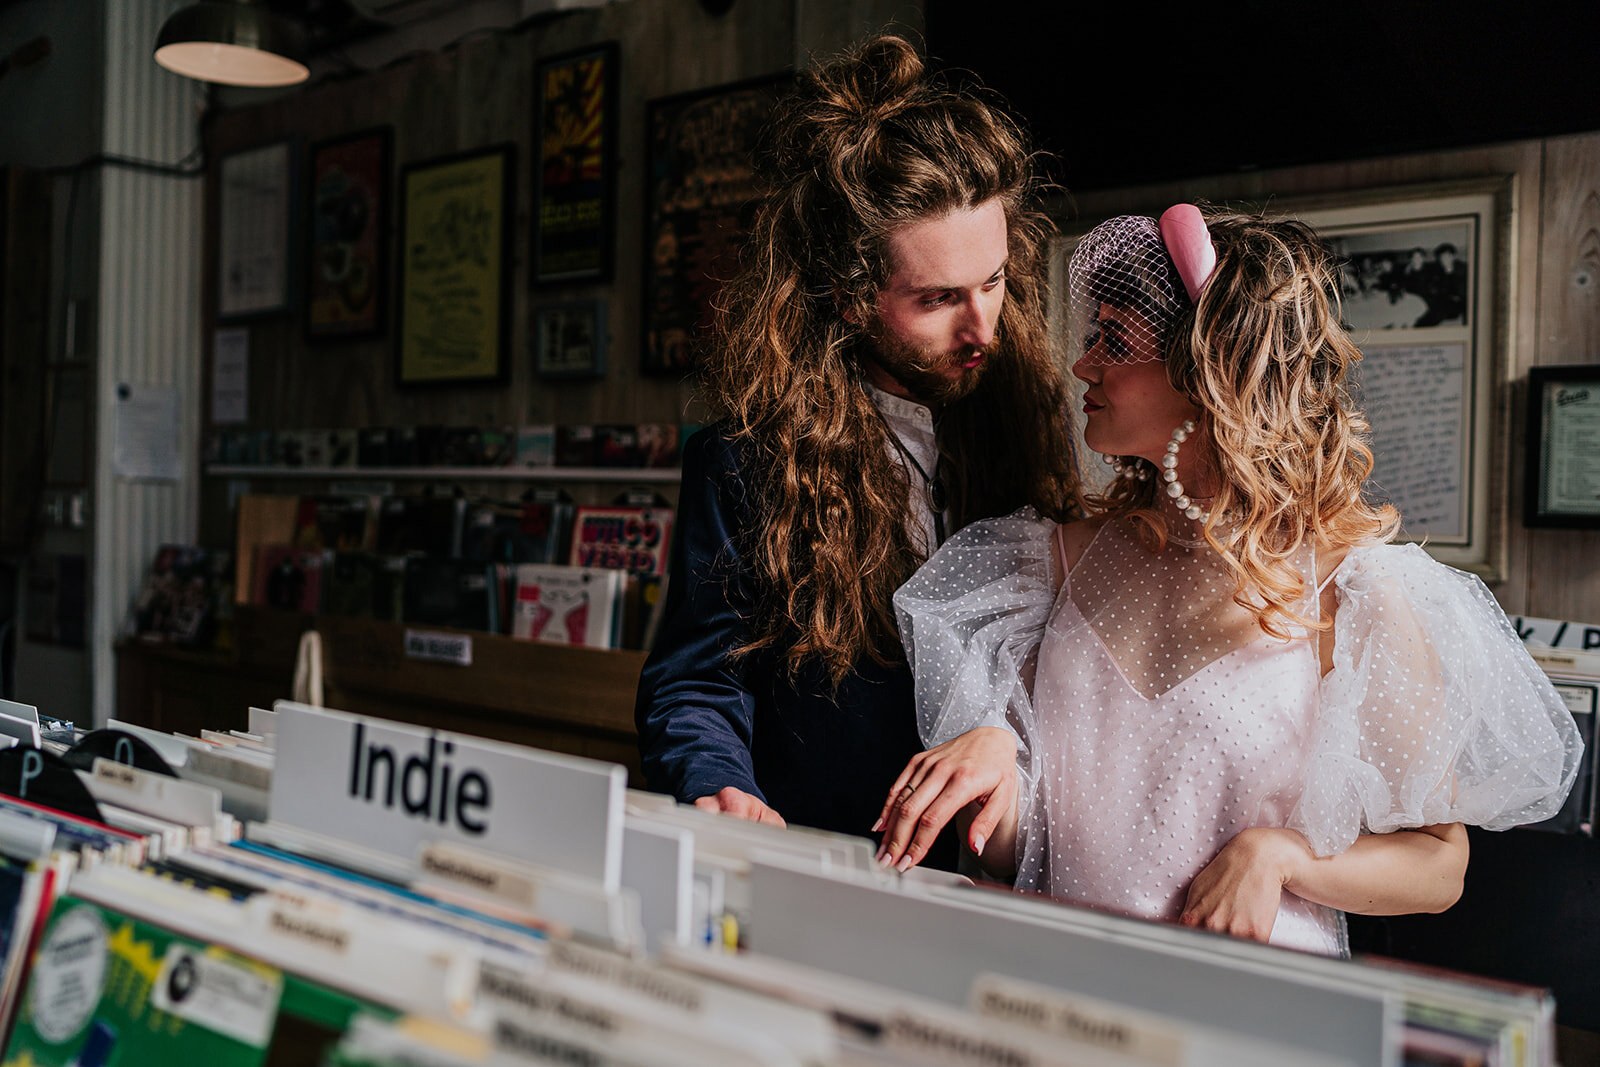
[877,206,1581,956]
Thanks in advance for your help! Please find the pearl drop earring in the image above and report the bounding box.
[1159,419,1209,522]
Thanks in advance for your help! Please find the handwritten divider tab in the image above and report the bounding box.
[970,972,1188,1066]
[268,701,626,891]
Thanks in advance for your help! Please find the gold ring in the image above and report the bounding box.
[899,784,916,801]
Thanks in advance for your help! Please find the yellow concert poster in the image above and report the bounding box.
[398,146,512,385]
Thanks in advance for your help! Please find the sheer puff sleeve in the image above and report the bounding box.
[893,508,1058,772]
[1290,543,1584,856]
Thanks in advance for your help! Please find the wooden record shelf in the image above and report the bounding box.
[116,605,648,782]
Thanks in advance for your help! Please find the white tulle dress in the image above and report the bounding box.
[895,509,1583,956]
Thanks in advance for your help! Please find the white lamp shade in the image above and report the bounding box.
[153,2,309,87]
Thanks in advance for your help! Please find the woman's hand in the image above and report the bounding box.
[1179,827,1309,943]
[873,726,1019,873]
[1183,822,1469,944]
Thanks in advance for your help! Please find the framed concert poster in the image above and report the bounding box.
[306,127,391,340]
[396,145,515,387]
[641,73,789,374]
[533,43,618,285]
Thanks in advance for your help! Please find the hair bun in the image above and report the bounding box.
[770,35,927,169]
[837,36,925,120]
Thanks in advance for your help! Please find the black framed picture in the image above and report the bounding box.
[534,300,607,380]
[306,126,391,340]
[641,72,790,375]
[396,145,516,387]
[216,138,300,321]
[1525,364,1600,528]
[533,43,619,285]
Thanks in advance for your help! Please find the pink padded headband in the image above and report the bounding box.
[1159,204,1216,303]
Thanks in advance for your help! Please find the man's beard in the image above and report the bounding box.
[864,319,994,406]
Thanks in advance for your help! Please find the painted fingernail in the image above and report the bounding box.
[871,817,884,832]
[896,855,914,873]
[875,848,890,867]
[972,833,986,855]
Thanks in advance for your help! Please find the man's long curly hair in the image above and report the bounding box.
[702,36,1081,687]
[1087,211,1401,637]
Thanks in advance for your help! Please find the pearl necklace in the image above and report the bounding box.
[1100,419,1210,524]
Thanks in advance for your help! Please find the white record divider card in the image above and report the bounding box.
[81,757,224,834]
[0,807,55,860]
[746,857,1394,1066]
[0,700,40,748]
[246,706,278,738]
[414,839,643,951]
[267,701,627,890]
[620,819,695,950]
[540,939,836,1060]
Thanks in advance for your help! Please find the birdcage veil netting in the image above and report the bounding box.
[1066,215,1191,365]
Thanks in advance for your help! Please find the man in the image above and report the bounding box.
[634,36,1080,867]
[1415,242,1467,326]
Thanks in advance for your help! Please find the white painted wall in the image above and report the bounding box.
[92,0,204,726]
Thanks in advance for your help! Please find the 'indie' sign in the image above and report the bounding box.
[268,702,626,890]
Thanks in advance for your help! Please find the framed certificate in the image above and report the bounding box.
[1525,364,1600,528]
[216,139,298,320]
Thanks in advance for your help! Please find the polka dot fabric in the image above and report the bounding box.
[1294,543,1582,852]
[895,509,1583,958]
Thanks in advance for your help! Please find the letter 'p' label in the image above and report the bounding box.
[18,750,41,799]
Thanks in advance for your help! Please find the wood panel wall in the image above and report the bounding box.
[1061,134,1600,626]
[198,0,921,540]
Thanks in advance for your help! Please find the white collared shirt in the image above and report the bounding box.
[865,382,946,556]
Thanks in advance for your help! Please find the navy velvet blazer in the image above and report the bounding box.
[635,426,953,865]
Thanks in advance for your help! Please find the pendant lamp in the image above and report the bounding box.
[154,0,309,87]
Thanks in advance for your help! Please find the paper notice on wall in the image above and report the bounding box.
[113,383,181,480]
[212,327,249,424]
[1354,343,1468,541]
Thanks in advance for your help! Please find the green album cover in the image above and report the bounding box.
[3,896,394,1067]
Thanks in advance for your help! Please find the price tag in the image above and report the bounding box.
[419,841,539,911]
[404,630,473,666]
[150,944,282,1048]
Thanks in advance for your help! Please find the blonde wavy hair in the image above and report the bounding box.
[1088,211,1400,637]
[703,36,1081,686]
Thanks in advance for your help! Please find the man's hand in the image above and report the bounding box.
[873,726,1018,872]
[692,786,787,827]
[1178,827,1305,943]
